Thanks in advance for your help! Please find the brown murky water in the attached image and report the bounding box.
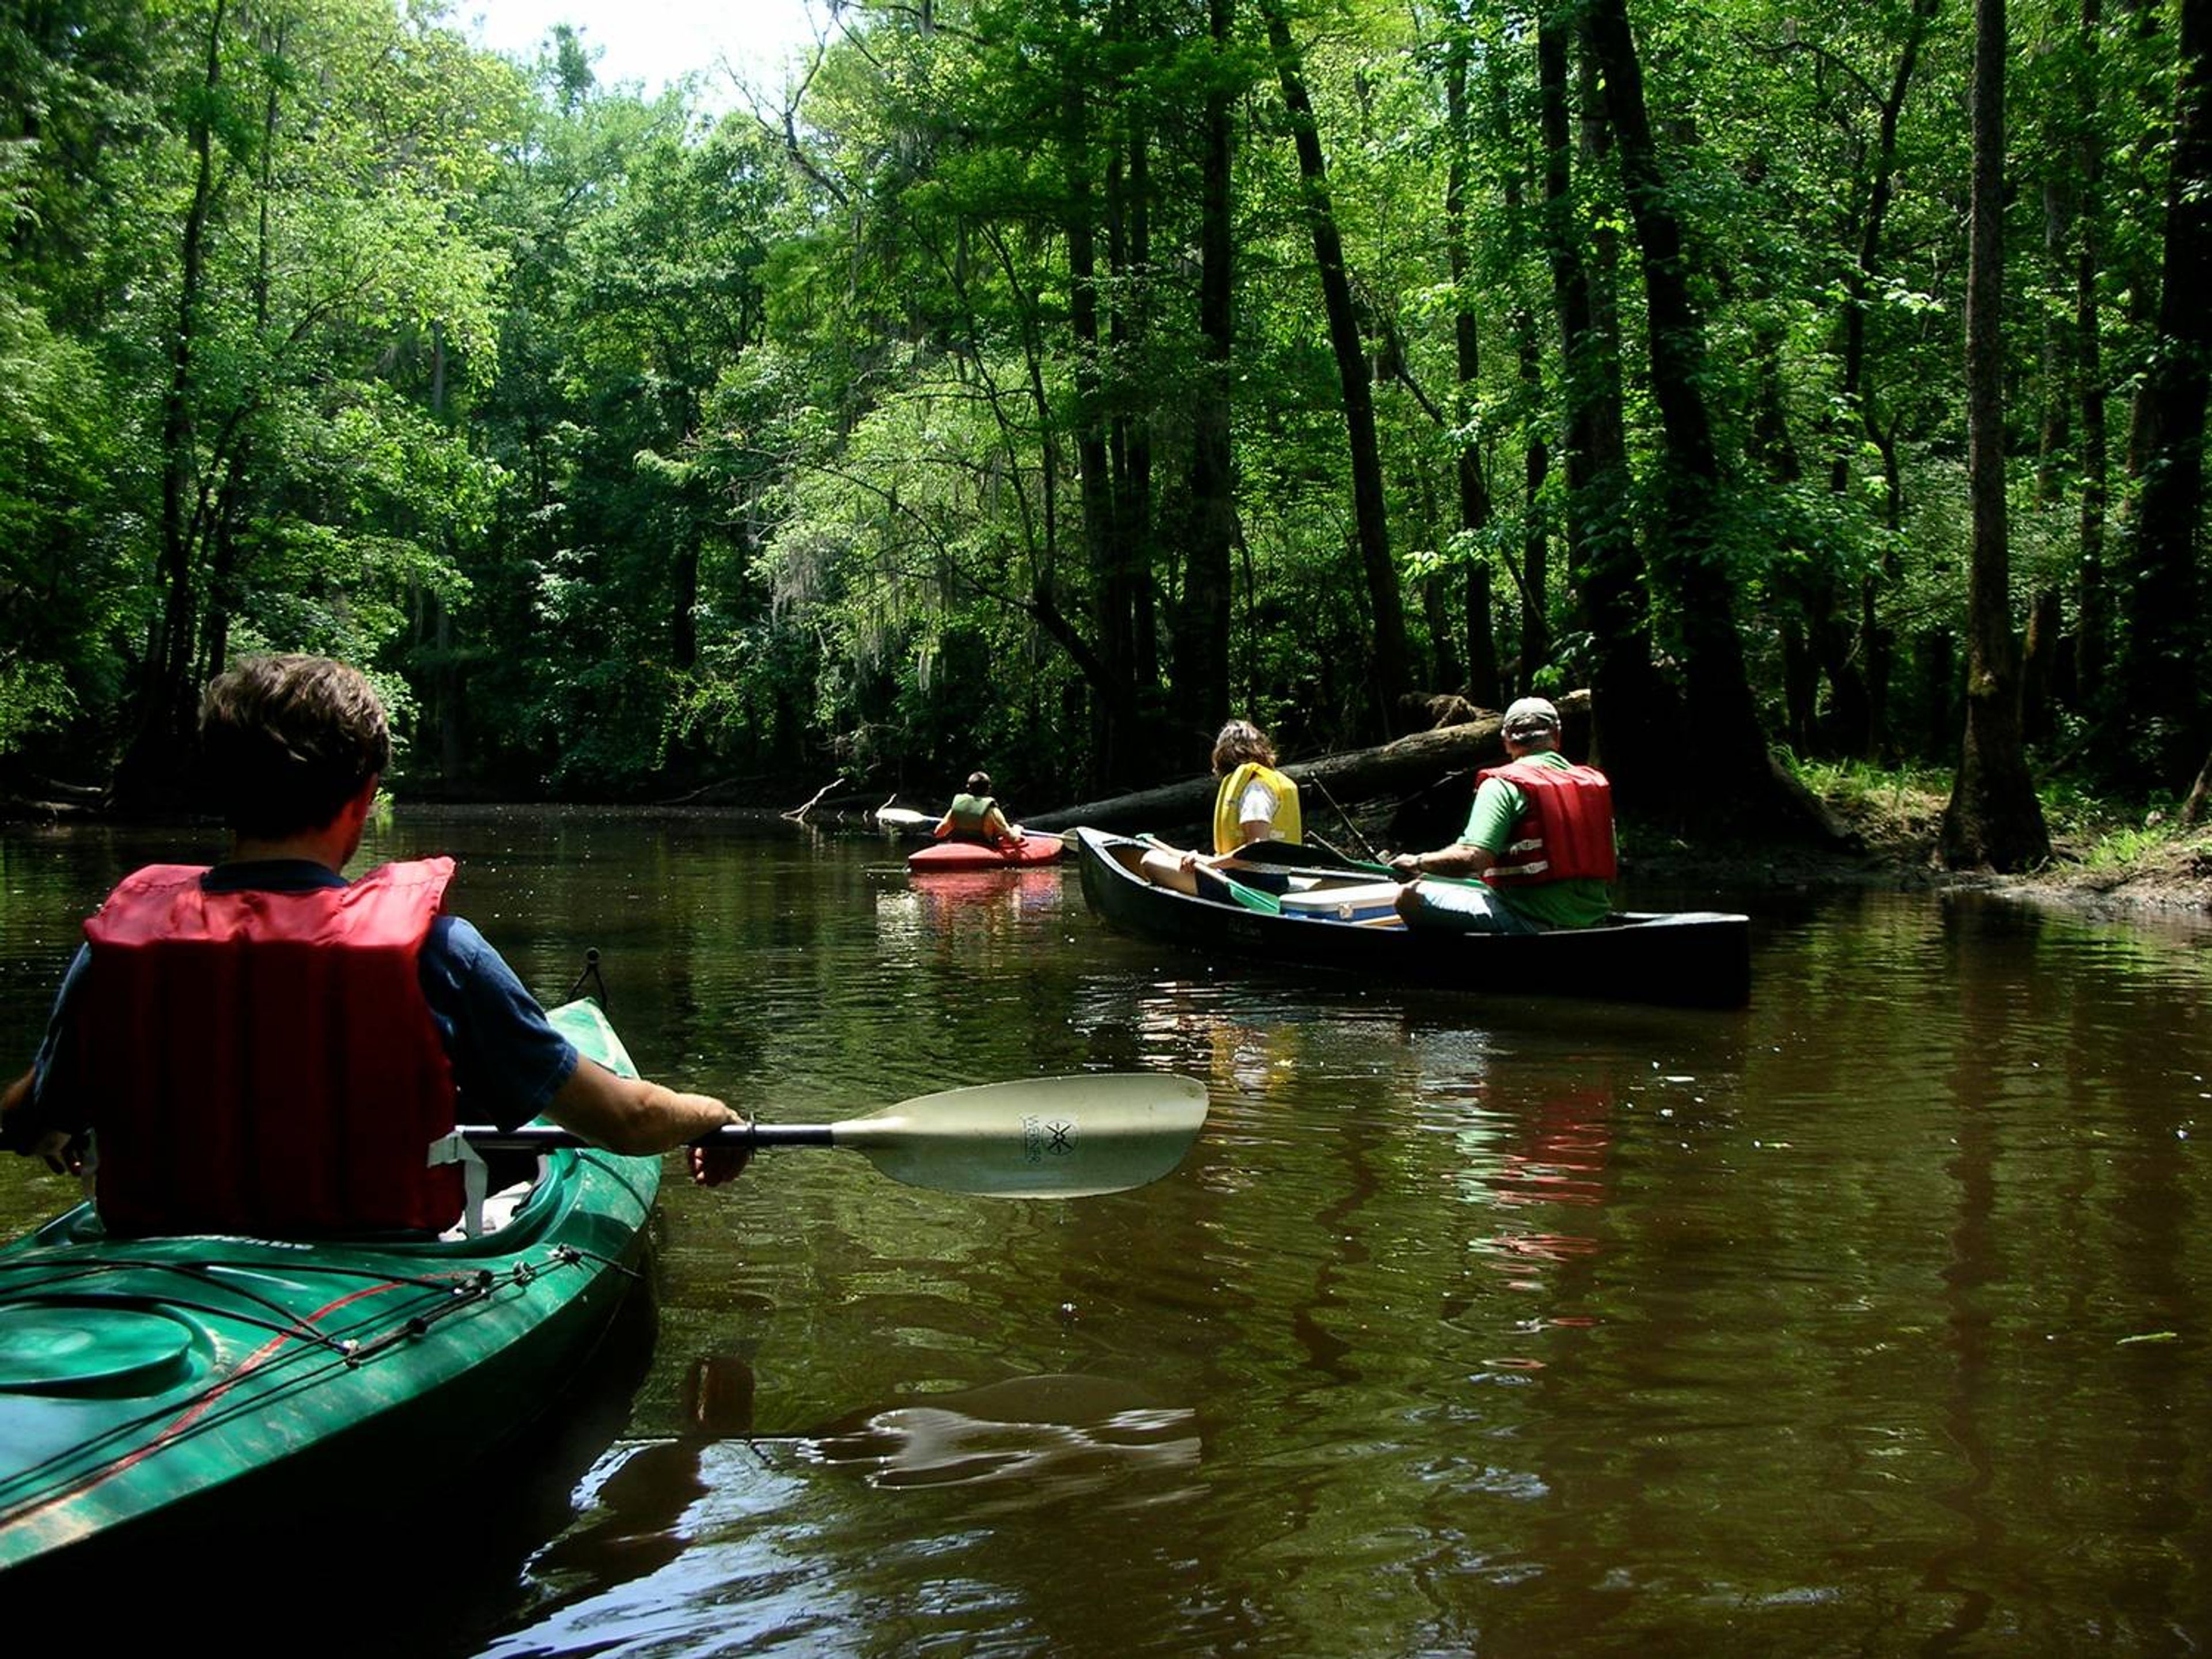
[2,809,2208,1653]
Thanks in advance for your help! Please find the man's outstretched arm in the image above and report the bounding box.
[546,1058,752,1185]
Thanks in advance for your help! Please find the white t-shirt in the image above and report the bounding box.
[1236,777,1279,832]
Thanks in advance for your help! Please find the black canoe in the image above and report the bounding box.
[1074,828,1751,1009]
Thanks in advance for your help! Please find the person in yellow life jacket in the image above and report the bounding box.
[1383,696,1616,934]
[0,654,751,1237]
[933,771,1024,848]
[1139,719,1301,893]
[1207,719,1302,853]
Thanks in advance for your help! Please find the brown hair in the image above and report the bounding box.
[199,654,391,838]
[1210,719,1275,775]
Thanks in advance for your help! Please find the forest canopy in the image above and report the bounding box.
[1,0,2206,867]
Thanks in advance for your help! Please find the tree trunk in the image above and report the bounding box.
[2181,743,2212,827]
[1536,8,1671,790]
[1581,0,1778,817]
[1942,0,2052,870]
[953,225,1139,785]
[672,532,699,671]
[672,397,700,673]
[1177,0,1237,741]
[1515,315,1550,696]
[1417,474,1464,690]
[1443,12,1493,703]
[1832,0,1938,760]
[1465,563,1499,706]
[2018,584,2063,745]
[121,0,229,805]
[2026,0,2115,725]
[2050,0,2112,724]
[1262,0,1412,735]
[2074,37,2111,720]
[197,445,250,690]
[2113,0,2211,786]
[1111,69,1158,696]
[2036,169,2074,510]
[1066,77,1131,782]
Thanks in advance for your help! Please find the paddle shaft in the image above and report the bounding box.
[455,1123,834,1150]
[450,1072,1209,1199]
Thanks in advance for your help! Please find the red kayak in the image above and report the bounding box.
[907,835,1067,873]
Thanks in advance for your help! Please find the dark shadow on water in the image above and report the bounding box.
[472,1350,762,1641]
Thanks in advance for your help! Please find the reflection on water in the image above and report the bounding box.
[495,1371,1200,1657]
[4,812,2211,1654]
[897,866,1069,918]
[802,1372,1201,1499]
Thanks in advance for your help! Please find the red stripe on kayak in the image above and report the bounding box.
[21,1276,423,1526]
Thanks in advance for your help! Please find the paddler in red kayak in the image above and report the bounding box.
[0,653,750,1237]
[933,771,1025,849]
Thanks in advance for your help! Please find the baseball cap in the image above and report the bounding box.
[1500,696,1561,740]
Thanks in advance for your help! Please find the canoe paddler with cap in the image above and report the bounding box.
[1382,696,1619,935]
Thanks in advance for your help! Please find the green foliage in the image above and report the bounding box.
[0,0,2205,821]
[2066,821,2192,873]
[0,660,74,755]
[1790,753,1952,814]
[0,226,135,766]
[2036,774,2188,866]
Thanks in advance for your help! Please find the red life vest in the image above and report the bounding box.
[1475,759,1618,886]
[71,858,462,1237]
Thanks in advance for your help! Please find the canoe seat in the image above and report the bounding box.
[1278,881,1404,925]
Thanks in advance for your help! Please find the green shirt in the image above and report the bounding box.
[1457,751,1614,929]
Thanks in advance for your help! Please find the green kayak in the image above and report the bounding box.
[0,999,660,1579]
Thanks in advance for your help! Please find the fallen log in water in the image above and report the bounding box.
[1024,692,1592,838]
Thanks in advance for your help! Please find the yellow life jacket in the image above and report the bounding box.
[1213,762,1302,855]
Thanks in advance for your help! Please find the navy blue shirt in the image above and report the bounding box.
[22,861,579,1141]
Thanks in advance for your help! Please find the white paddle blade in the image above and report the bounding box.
[831,1074,1209,1199]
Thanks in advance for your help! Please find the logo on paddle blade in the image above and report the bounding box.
[1021,1115,1078,1162]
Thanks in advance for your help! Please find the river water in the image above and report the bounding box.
[2,808,2207,1654]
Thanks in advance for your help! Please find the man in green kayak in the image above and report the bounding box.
[1384,696,1618,934]
[1,654,749,1236]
